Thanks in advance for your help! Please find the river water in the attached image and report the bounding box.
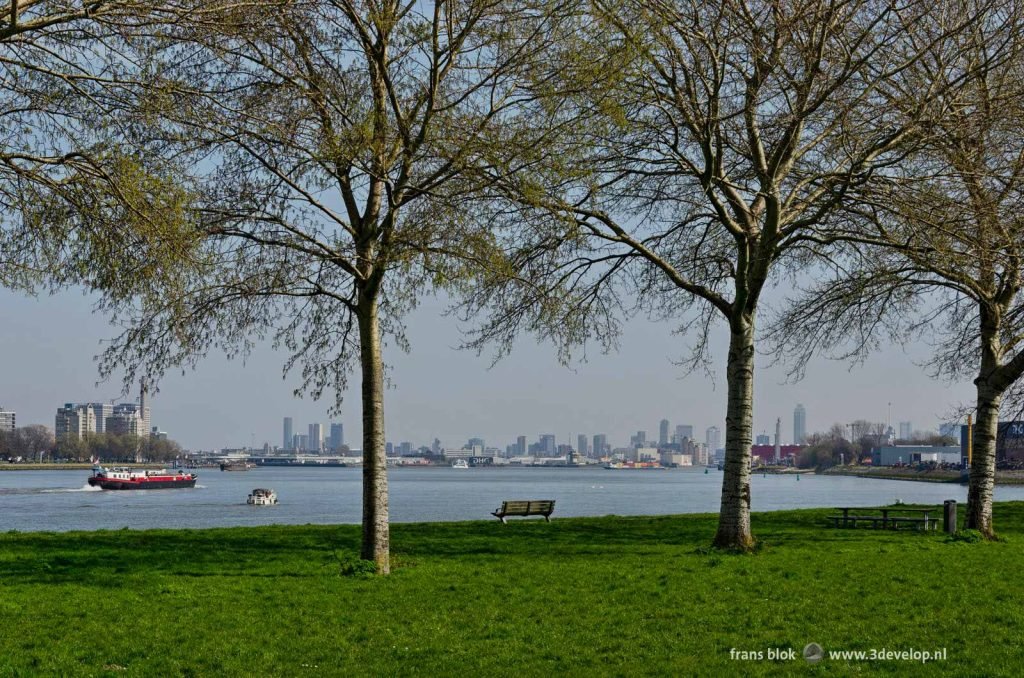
[3,466,1023,532]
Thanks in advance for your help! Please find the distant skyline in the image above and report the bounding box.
[1,287,975,450]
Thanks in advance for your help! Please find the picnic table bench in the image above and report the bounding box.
[828,507,937,531]
[492,500,555,523]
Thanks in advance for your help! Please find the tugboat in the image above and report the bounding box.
[87,466,197,490]
[247,488,278,505]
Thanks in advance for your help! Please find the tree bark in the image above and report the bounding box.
[357,292,390,573]
[713,317,756,550]
[962,331,1003,540]
[966,384,1000,537]
[967,309,1003,538]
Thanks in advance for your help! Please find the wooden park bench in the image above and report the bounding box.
[828,507,937,531]
[491,500,556,523]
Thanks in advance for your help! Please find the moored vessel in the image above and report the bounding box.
[220,461,254,471]
[602,461,668,470]
[87,466,198,490]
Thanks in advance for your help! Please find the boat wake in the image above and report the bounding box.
[41,484,103,493]
[0,484,101,495]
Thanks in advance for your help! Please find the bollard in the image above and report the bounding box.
[943,500,957,534]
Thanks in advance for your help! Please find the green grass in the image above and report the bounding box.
[2,505,1023,676]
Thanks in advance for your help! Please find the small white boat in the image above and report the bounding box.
[452,459,469,469]
[247,488,278,505]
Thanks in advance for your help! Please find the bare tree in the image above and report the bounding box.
[847,420,876,444]
[462,0,987,549]
[770,5,1024,537]
[89,0,565,572]
[826,423,847,442]
[0,425,55,461]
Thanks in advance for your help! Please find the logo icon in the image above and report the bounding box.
[803,643,824,664]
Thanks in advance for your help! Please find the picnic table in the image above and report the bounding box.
[829,506,937,531]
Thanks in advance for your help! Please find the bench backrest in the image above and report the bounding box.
[501,500,555,514]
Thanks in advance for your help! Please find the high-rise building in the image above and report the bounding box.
[577,434,588,455]
[793,404,806,445]
[516,435,527,456]
[54,382,150,442]
[539,434,556,455]
[755,433,770,445]
[106,401,148,438]
[308,423,323,453]
[692,442,709,466]
[106,406,145,436]
[283,417,294,450]
[592,433,607,458]
[55,404,96,440]
[329,422,344,452]
[468,437,485,450]
[297,434,309,451]
[86,403,112,433]
[899,421,912,441]
[631,430,647,448]
[0,408,14,432]
[676,424,694,440]
[103,387,151,439]
[58,390,149,440]
[706,426,721,455]
[659,419,670,446]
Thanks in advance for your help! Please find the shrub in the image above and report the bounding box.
[947,530,985,544]
[335,551,378,577]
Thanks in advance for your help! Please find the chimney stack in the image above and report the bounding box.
[774,417,781,464]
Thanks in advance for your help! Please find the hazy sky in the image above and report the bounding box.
[0,286,974,451]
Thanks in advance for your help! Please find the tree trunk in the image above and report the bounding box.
[357,292,390,573]
[713,318,756,550]
[967,307,1003,539]
[966,383,1001,538]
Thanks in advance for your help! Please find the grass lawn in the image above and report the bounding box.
[2,504,1023,676]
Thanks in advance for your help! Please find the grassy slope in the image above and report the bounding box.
[2,505,1023,677]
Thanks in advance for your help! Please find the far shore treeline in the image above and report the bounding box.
[0,426,182,464]
[3,0,1024,572]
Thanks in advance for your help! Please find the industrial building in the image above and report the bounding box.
[960,421,1024,462]
[872,445,961,466]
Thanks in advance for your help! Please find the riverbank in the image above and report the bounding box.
[824,466,963,483]
[752,466,815,474]
[0,462,161,471]
[3,505,1023,675]
[823,466,1024,485]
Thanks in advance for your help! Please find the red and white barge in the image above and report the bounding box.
[87,466,198,490]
